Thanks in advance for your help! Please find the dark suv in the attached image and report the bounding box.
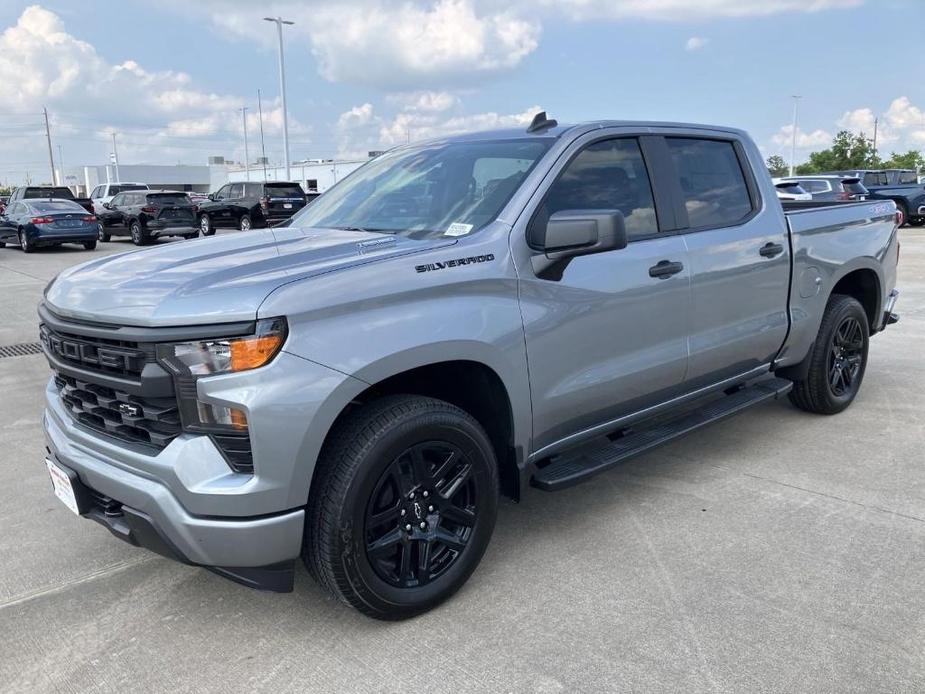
[98,190,198,245]
[197,181,307,234]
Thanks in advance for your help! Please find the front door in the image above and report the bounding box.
[513,134,693,455]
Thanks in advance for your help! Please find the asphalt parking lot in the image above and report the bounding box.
[1,230,923,694]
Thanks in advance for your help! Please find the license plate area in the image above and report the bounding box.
[45,458,89,515]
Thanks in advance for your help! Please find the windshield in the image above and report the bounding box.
[288,138,552,239]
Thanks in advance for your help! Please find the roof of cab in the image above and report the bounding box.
[412,119,751,145]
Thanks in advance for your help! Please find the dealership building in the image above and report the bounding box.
[57,155,374,197]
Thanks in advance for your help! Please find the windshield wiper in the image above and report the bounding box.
[331,225,395,234]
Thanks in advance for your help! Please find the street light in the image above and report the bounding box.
[789,95,802,177]
[264,16,294,181]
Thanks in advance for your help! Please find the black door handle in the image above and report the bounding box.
[760,242,784,258]
[648,260,684,279]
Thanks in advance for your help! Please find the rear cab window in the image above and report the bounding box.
[666,138,754,228]
[799,180,829,193]
[31,200,85,213]
[146,193,189,205]
[264,183,305,198]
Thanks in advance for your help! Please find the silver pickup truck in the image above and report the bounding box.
[40,115,900,619]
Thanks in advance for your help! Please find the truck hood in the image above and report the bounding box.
[45,227,452,326]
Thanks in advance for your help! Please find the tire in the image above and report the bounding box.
[98,224,110,242]
[19,230,33,253]
[130,220,148,246]
[82,239,97,250]
[305,394,499,620]
[895,201,908,227]
[788,294,870,415]
[0,241,5,248]
[199,213,215,236]
[239,214,252,231]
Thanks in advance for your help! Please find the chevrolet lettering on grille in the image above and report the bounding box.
[40,327,142,372]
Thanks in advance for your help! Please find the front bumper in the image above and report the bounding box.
[44,384,305,589]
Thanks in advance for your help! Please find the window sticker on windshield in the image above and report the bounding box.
[445,222,473,237]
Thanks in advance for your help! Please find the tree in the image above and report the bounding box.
[879,150,924,170]
[795,130,879,174]
[766,155,788,177]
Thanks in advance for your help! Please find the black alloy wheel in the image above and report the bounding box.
[827,316,864,397]
[365,441,478,589]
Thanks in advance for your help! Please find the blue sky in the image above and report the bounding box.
[0,0,923,184]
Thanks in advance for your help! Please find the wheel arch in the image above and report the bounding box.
[829,265,881,333]
[315,357,523,501]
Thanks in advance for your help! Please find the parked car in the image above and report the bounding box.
[97,190,198,245]
[827,169,925,226]
[772,179,812,201]
[40,117,899,619]
[8,185,93,214]
[0,195,9,214]
[197,181,307,234]
[777,175,868,201]
[88,182,149,215]
[0,198,97,252]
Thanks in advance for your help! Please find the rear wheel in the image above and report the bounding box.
[82,239,97,250]
[305,395,499,620]
[19,230,33,253]
[130,220,148,246]
[199,213,215,236]
[788,294,869,414]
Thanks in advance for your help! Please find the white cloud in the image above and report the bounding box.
[388,91,461,113]
[685,36,708,51]
[185,0,858,89]
[771,124,833,149]
[0,6,309,169]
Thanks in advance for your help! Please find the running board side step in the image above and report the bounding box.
[531,377,793,491]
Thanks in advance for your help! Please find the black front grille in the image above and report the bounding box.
[55,373,181,450]
[40,324,152,378]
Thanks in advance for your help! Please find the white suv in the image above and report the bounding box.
[88,182,149,215]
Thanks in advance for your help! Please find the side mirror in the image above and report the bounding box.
[102,202,111,209]
[531,209,627,277]
[207,193,215,201]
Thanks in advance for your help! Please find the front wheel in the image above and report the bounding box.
[305,395,499,620]
[239,214,252,231]
[788,294,870,414]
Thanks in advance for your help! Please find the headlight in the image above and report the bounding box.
[156,317,287,376]
[156,317,287,440]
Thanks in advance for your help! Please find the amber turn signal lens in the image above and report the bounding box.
[229,334,285,371]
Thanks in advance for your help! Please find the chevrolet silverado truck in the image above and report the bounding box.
[40,115,900,619]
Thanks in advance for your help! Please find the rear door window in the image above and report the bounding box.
[898,171,917,184]
[666,138,753,228]
[538,137,659,240]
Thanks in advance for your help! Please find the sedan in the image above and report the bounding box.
[0,198,99,253]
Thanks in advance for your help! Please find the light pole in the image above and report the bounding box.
[111,132,121,182]
[240,107,250,181]
[264,16,294,181]
[789,95,802,177]
[257,88,268,182]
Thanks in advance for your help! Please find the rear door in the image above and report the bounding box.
[513,132,692,454]
[665,135,791,386]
